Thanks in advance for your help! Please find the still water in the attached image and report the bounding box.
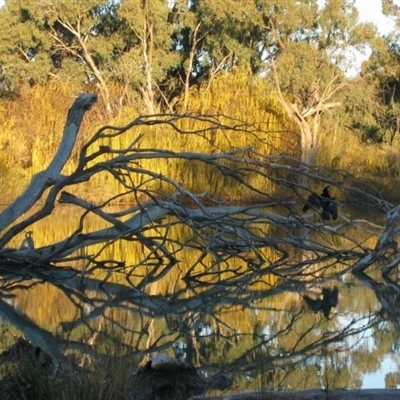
[0,205,399,395]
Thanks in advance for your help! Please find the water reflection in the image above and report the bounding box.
[0,208,399,395]
[302,286,339,318]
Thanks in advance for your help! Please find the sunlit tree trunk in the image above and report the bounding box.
[182,22,203,112]
[126,0,158,114]
[139,11,157,115]
[271,59,342,186]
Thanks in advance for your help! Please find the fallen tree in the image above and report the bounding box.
[0,93,398,275]
[0,93,399,398]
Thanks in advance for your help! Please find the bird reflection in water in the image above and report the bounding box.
[303,286,339,318]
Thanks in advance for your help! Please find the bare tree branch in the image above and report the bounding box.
[0,93,98,235]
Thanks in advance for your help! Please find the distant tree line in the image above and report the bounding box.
[0,0,399,146]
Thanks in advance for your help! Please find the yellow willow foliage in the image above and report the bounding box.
[0,106,12,199]
[0,71,300,204]
[19,84,77,166]
[312,113,400,195]
[184,66,287,124]
[0,100,31,199]
[316,126,377,176]
[0,82,89,201]
[81,69,297,203]
[319,129,400,202]
[2,75,399,204]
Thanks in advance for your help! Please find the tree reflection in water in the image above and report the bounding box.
[0,229,399,393]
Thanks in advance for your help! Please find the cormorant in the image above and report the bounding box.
[323,196,338,220]
[19,231,35,250]
[303,186,338,221]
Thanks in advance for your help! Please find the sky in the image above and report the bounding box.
[355,0,396,34]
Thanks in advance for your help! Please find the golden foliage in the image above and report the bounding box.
[0,67,399,203]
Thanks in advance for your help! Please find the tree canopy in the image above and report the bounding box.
[0,0,385,115]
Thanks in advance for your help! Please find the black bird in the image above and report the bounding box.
[320,186,332,221]
[303,186,338,221]
[320,287,339,318]
[302,192,322,212]
[324,197,338,220]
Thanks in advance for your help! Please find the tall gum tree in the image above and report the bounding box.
[117,0,181,114]
[266,0,376,183]
[163,0,275,110]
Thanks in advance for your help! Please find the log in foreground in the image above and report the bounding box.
[190,388,400,400]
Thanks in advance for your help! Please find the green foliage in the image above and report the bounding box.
[273,0,375,104]
[360,29,400,145]
[0,0,374,114]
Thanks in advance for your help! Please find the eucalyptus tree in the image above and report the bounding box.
[0,0,126,112]
[356,0,400,144]
[266,0,376,174]
[169,0,378,172]
[116,0,182,113]
[0,0,212,113]
[149,0,272,111]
